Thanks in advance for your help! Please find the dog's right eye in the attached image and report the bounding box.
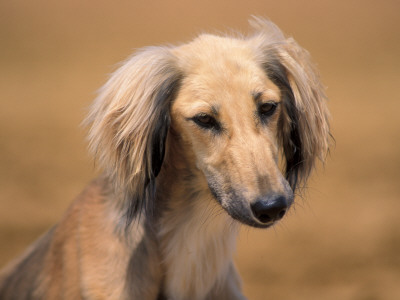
[192,113,220,131]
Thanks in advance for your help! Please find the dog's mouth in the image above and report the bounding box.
[224,203,288,229]
[226,208,277,229]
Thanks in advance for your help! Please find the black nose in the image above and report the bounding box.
[251,195,288,224]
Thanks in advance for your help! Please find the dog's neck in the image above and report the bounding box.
[155,165,240,300]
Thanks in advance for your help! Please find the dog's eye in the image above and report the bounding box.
[258,102,278,119]
[192,113,220,130]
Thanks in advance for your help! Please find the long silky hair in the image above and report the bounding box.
[250,17,330,190]
[85,47,182,222]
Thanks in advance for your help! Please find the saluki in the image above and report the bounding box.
[0,18,330,300]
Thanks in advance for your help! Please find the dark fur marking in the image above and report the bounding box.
[0,227,54,300]
[126,239,149,293]
[156,291,167,300]
[223,188,259,226]
[126,222,162,299]
[150,73,183,178]
[125,71,183,225]
[263,52,302,191]
[207,177,223,205]
[206,175,258,226]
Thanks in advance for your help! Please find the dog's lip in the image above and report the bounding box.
[225,208,277,229]
[243,218,276,229]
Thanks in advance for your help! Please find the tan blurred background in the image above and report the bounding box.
[1,0,399,299]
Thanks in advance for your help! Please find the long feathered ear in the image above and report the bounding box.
[85,47,182,222]
[250,17,330,191]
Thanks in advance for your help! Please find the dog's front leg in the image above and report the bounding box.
[206,263,247,300]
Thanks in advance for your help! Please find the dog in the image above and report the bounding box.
[0,17,330,300]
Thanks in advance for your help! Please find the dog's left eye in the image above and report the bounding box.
[258,102,278,119]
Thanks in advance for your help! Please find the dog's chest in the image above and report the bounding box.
[159,198,239,300]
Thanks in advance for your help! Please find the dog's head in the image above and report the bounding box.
[86,18,330,227]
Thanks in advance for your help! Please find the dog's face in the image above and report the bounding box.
[87,19,330,226]
[170,36,293,228]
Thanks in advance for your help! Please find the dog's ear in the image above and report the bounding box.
[85,47,182,222]
[250,18,330,191]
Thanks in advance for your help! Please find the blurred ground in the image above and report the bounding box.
[0,0,399,299]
